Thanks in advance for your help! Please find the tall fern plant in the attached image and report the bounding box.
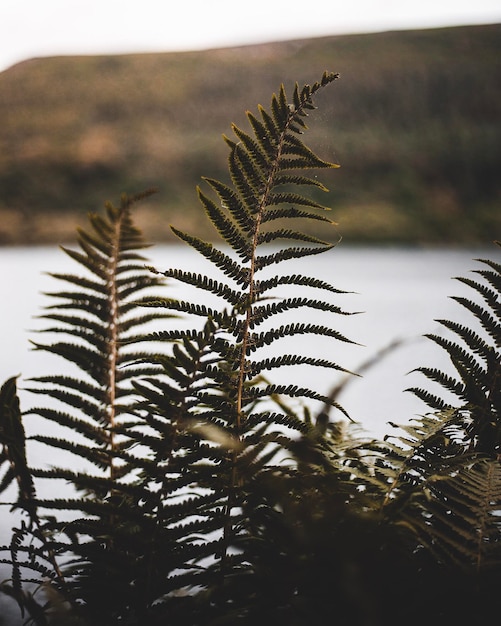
[28,189,168,484]
[1,191,172,623]
[1,72,357,624]
[1,69,500,626]
[130,70,355,619]
[353,243,501,576]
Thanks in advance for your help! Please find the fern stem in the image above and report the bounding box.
[222,100,310,571]
[236,105,295,430]
[106,209,121,485]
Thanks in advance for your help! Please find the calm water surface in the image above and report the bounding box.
[0,244,493,437]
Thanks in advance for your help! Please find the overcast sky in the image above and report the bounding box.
[2,0,500,72]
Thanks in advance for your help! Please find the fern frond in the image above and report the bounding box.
[254,243,335,271]
[30,340,106,382]
[226,146,259,212]
[25,407,108,441]
[249,323,354,351]
[248,355,353,377]
[245,111,278,157]
[231,143,265,202]
[231,122,270,168]
[146,268,243,306]
[255,273,350,296]
[451,295,501,344]
[245,410,310,434]
[250,297,354,327]
[437,319,495,361]
[260,205,334,224]
[135,297,221,321]
[280,140,338,170]
[198,187,250,258]
[1,73,372,623]
[256,228,331,246]
[273,172,330,191]
[265,191,329,210]
[0,377,35,505]
[201,177,254,233]
[410,367,465,399]
[424,333,488,383]
[30,436,112,470]
[409,248,500,454]
[41,290,108,316]
[256,103,279,138]
[457,274,501,319]
[171,226,250,286]
[27,375,104,402]
[398,458,501,570]
[405,387,452,412]
[245,384,350,418]
[25,386,104,422]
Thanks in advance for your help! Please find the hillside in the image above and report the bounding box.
[0,23,500,245]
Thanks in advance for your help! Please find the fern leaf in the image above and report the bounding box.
[457,274,501,318]
[451,296,501,345]
[231,122,270,168]
[437,318,495,361]
[146,268,243,306]
[265,191,329,210]
[255,273,350,296]
[245,410,310,434]
[248,355,352,376]
[410,367,465,399]
[30,340,106,382]
[0,377,35,505]
[170,226,250,286]
[250,297,354,327]
[25,387,104,423]
[4,74,363,621]
[401,458,501,570]
[260,206,334,225]
[273,173,330,191]
[231,143,266,199]
[256,228,331,246]
[245,384,350,419]
[245,111,278,158]
[201,177,254,233]
[254,243,335,271]
[280,134,339,169]
[197,187,250,259]
[249,323,353,352]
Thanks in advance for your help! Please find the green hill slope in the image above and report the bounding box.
[0,23,499,245]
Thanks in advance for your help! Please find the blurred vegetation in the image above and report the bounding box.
[0,23,499,245]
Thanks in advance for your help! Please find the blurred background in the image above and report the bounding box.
[0,0,500,246]
[0,0,499,437]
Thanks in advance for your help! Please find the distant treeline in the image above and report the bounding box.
[0,23,500,245]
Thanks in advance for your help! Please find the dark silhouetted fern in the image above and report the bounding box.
[3,71,499,626]
[0,190,175,622]
[350,244,501,574]
[128,71,357,618]
[0,376,34,506]
[1,73,357,625]
[408,241,501,455]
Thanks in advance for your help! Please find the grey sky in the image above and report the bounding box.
[2,0,500,72]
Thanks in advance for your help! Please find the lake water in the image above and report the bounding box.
[0,243,495,622]
[0,243,493,435]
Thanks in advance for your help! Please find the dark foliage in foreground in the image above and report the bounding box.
[0,72,500,626]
